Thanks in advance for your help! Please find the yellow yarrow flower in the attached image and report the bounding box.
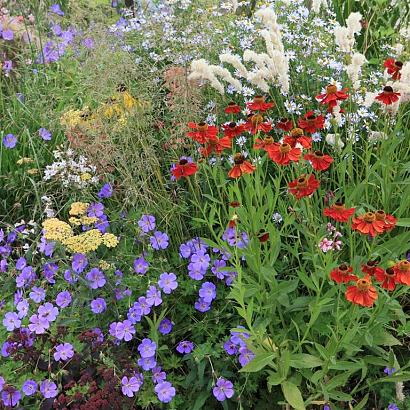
[27,168,39,175]
[69,217,82,226]
[62,229,103,253]
[17,157,34,165]
[42,218,73,241]
[102,233,119,248]
[69,202,89,216]
[80,216,98,225]
[99,260,111,270]
[80,173,92,181]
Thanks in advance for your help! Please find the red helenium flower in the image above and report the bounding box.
[200,136,232,157]
[224,102,241,114]
[268,143,301,166]
[228,153,256,178]
[375,267,398,291]
[298,111,325,134]
[222,122,245,139]
[283,128,312,149]
[361,260,384,277]
[330,264,358,283]
[324,202,355,223]
[276,117,293,131]
[351,212,386,237]
[345,276,378,307]
[253,136,276,153]
[316,84,349,109]
[244,114,272,135]
[393,260,410,286]
[246,95,274,112]
[187,122,218,144]
[384,58,403,81]
[375,86,400,105]
[304,150,333,171]
[288,174,320,199]
[172,159,198,180]
[374,210,397,232]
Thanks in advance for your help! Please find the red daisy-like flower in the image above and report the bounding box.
[393,260,410,286]
[283,128,312,149]
[375,86,400,105]
[316,84,349,109]
[244,114,272,135]
[375,267,398,291]
[361,260,384,277]
[276,117,293,132]
[187,122,218,144]
[304,150,333,171]
[351,212,385,237]
[172,159,198,180]
[224,102,242,114]
[246,95,274,112]
[288,174,320,199]
[253,136,276,153]
[222,122,245,139]
[268,143,301,166]
[298,111,325,134]
[330,264,358,283]
[374,210,397,232]
[345,276,378,307]
[200,136,232,157]
[384,58,403,81]
[228,153,256,178]
[324,202,355,223]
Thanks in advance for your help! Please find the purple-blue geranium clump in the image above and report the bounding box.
[212,378,234,402]
[38,128,52,141]
[2,134,17,149]
[150,231,169,250]
[158,272,178,294]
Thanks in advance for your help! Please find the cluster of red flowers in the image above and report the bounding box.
[331,259,410,307]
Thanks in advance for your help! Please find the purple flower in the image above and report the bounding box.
[86,268,106,289]
[159,318,173,335]
[38,303,59,322]
[222,227,249,248]
[224,339,238,355]
[212,259,226,279]
[1,388,21,407]
[29,286,46,303]
[121,376,141,397]
[38,128,52,141]
[158,272,178,294]
[146,286,162,306]
[133,257,149,275]
[388,404,399,410]
[127,303,142,323]
[98,183,113,199]
[3,312,21,331]
[15,257,26,270]
[137,297,151,315]
[152,367,166,384]
[324,406,331,410]
[116,320,135,341]
[138,215,156,233]
[38,238,55,256]
[28,314,49,334]
[176,340,194,354]
[56,291,72,308]
[194,298,211,312]
[22,380,37,396]
[1,29,14,41]
[212,378,234,402]
[199,282,216,303]
[50,4,64,16]
[224,270,237,286]
[82,37,95,49]
[238,347,255,367]
[90,298,106,314]
[138,338,156,358]
[2,134,17,149]
[384,367,396,376]
[43,262,58,283]
[16,300,29,319]
[54,343,74,361]
[155,381,176,403]
[72,253,88,273]
[3,60,12,75]
[187,262,206,281]
[0,376,4,390]
[230,327,249,347]
[150,231,169,250]
[40,379,58,398]
[138,356,157,371]
[190,252,210,271]
[179,243,192,259]
[87,202,104,218]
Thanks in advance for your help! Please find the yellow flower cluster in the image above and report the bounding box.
[68,216,98,226]
[60,107,94,128]
[99,260,111,270]
[42,218,73,241]
[102,233,119,248]
[63,229,104,253]
[69,202,89,216]
[17,157,34,165]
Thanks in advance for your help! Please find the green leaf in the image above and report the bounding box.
[372,330,402,346]
[267,371,285,387]
[396,218,410,227]
[290,354,323,369]
[239,352,275,373]
[281,381,305,410]
[352,393,369,410]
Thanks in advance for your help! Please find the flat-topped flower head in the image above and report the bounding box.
[187,122,218,144]
[375,267,398,291]
[345,276,378,307]
[224,102,241,114]
[172,158,198,180]
[393,260,410,285]
[228,153,256,178]
[316,84,349,109]
[268,143,301,166]
[276,117,293,131]
[246,95,274,112]
[288,174,320,199]
[284,128,312,149]
[298,111,325,134]
[330,264,358,283]
[352,212,386,237]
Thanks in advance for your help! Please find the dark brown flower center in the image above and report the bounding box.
[228,101,236,106]
[253,95,265,104]
[280,117,289,123]
[375,210,386,221]
[314,150,324,157]
[279,143,291,153]
[251,114,263,125]
[398,260,410,272]
[357,278,370,291]
[383,86,393,93]
[229,122,237,128]
[296,176,307,187]
[233,153,245,164]
[197,122,208,132]
[334,202,344,208]
[385,268,395,277]
[264,136,274,144]
[326,84,338,94]
[179,159,188,165]
[290,128,303,137]
[395,61,403,68]
[307,114,316,120]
